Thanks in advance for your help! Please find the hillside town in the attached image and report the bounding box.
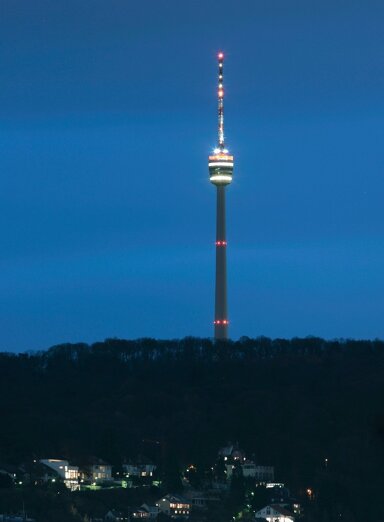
[0,443,304,522]
[1,337,372,520]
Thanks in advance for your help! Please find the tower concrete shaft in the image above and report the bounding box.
[214,185,228,339]
[208,51,234,340]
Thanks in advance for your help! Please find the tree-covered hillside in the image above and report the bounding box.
[1,337,384,519]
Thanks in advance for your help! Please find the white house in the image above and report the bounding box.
[243,462,274,481]
[255,504,295,522]
[225,461,274,481]
[156,494,192,518]
[39,459,79,491]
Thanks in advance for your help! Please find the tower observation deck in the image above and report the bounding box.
[208,52,234,340]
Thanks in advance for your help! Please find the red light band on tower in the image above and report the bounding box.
[215,240,227,247]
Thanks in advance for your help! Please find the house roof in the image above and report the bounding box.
[88,457,111,466]
[0,463,20,474]
[158,494,191,505]
[124,455,154,466]
[218,445,234,457]
[141,504,159,513]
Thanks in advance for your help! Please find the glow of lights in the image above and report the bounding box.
[209,159,234,165]
[210,174,233,182]
[218,52,224,59]
[209,153,233,161]
[218,90,224,98]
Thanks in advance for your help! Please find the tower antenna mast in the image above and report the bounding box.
[218,52,225,150]
[208,51,235,340]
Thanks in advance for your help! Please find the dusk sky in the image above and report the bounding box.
[1,0,384,352]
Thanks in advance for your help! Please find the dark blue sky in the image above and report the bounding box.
[1,0,384,351]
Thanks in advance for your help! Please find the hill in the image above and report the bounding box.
[1,336,384,519]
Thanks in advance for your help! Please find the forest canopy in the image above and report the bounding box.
[1,336,384,518]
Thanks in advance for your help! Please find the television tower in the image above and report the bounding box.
[208,51,234,340]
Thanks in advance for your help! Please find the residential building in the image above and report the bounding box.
[265,483,291,505]
[225,461,274,481]
[156,494,192,518]
[243,462,274,481]
[255,505,295,522]
[91,463,113,482]
[39,459,79,491]
[104,510,130,522]
[131,507,150,519]
[123,458,156,478]
[131,504,159,519]
[184,490,220,511]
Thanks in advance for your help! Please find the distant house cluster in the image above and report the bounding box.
[0,443,301,521]
[214,444,298,521]
[218,442,275,483]
[100,494,193,522]
[19,456,157,492]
